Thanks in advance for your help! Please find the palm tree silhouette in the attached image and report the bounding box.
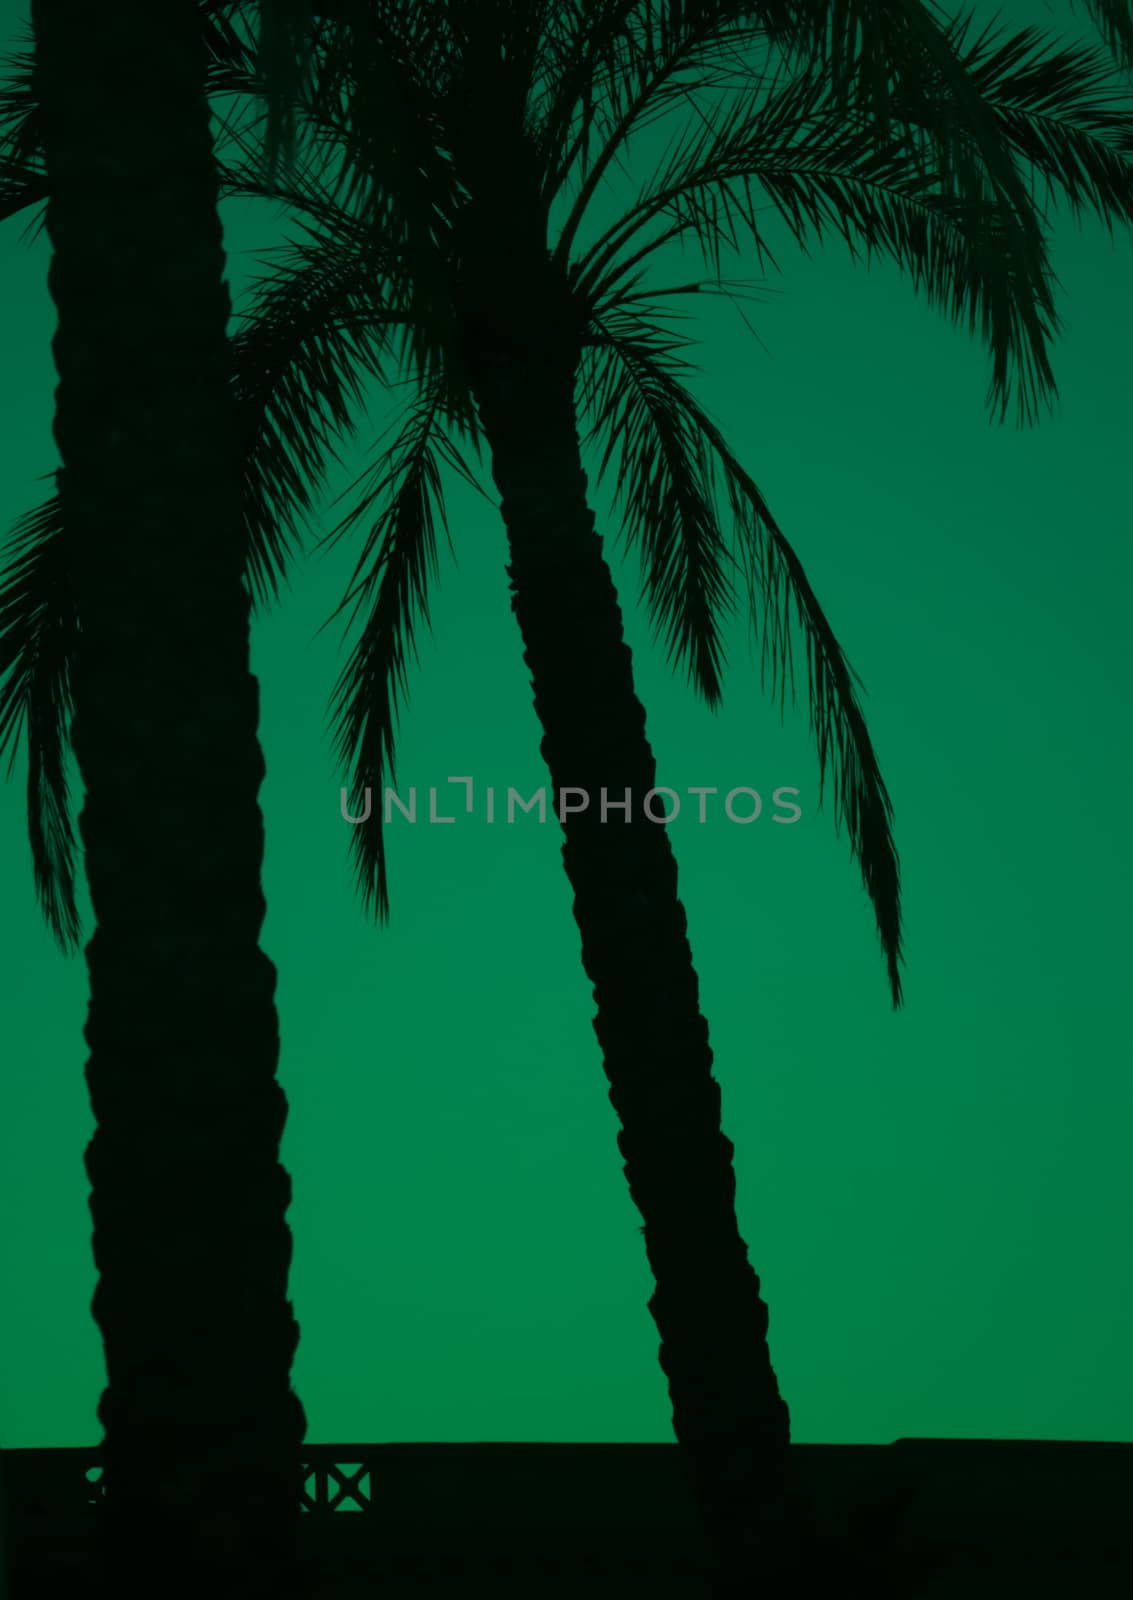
[5,3,1133,1593]
[8,3,320,1596]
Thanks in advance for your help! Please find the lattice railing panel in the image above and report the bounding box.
[300,1458,373,1514]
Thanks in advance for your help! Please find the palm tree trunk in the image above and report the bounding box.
[456,220,794,1592]
[30,3,306,1594]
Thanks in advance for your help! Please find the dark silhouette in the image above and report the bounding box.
[4,4,1133,1596]
[4,1437,1133,1595]
[9,2,319,1596]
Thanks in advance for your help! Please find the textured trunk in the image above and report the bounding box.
[454,147,795,1593]
[30,4,307,1595]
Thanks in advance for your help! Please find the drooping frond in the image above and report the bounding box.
[577,300,738,707]
[1074,0,1133,75]
[0,25,47,238]
[232,226,408,607]
[246,0,326,178]
[275,1,463,382]
[553,4,1133,427]
[750,0,1074,214]
[582,299,903,1007]
[749,4,1133,394]
[200,0,260,77]
[542,5,1044,331]
[546,2,774,249]
[0,484,80,953]
[0,25,37,167]
[317,380,486,923]
[924,16,1133,230]
[532,0,666,205]
[573,59,1066,427]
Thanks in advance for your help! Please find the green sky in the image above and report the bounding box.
[1,0,1130,1450]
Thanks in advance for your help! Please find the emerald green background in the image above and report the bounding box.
[1,0,1129,1449]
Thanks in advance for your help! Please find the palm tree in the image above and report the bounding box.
[12,2,320,1595]
[5,2,1133,1591]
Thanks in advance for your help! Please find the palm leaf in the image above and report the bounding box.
[573,58,1068,427]
[1074,0,1133,74]
[0,484,79,951]
[933,15,1133,228]
[551,4,1132,431]
[577,298,738,707]
[581,300,904,1006]
[535,0,680,205]
[315,379,486,922]
[0,26,48,239]
[546,1,774,237]
[249,0,326,177]
[233,226,408,607]
[287,0,463,382]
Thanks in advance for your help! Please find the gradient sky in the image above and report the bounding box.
[0,0,1130,1450]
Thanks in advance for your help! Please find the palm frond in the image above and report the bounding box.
[568,6,1133,430]
[546,1,772,253]
[582,299,903,1007]
[577,301,737,707]
[0,25,48,239]
[773,4,1096,381]
[530,0,640,203]
[0,482,80,953]
[0,26,39,169]
[573,60,1062,427]
[317,380,480,924]
[207,20,380,229]
[199,0,259,76]
[1075,0,1133,75]
[933,16,1133,230]
[233,226,410,607]
[248,0,326,178]
[751,0,1062,189]
[284,1,462,384]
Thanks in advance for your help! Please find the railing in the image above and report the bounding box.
[1,1443,718,1591]
[4,1437,1132,1590]
[2,1445,381,1528]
